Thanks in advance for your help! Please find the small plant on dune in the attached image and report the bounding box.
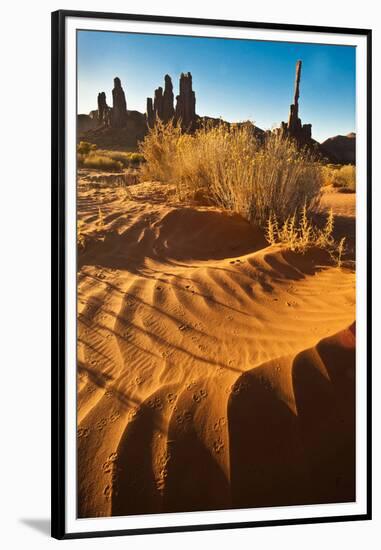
[265,206,346,267]
[265,212,278,245]
[315,208,334,248]
[335,237,346,268]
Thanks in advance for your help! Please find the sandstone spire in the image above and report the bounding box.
[97,92,111,126]
[175,72,196,131]
[281,61,312,146]
[162,74,175,122]
[111,77,127,128]
[146,97,154,128]
[153,86,164,121]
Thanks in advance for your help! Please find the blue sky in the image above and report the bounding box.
[77,30,356,143]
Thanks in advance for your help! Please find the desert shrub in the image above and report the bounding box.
[321,164,339,187]
[139,121,322,226]
[98,150,145,167]
[332,165,356,192]
[266,205,346,267]
[79,153,123,172]
[77,141,97,155]
[128,152,145,164]
[139,119,185,183]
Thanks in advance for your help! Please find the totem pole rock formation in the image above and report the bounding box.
[146,75,176,127]
[97,92,111,126]
[146,97,155,128]
[175,72,196,131]
[281,60,312,146]
[163,74,175,122]
[146,73,196,130]
[154,86,164,121]
[111,77,128,128]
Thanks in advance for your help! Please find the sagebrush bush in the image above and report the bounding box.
[139,120,322,226]
[77,143,145,171]
[139,120,184,183]
[98,150,145,167]
[321,164,356,192]
[332,165,356,192]
[321,164,339,187]
[78,153,123,172]
[77,141,97,155]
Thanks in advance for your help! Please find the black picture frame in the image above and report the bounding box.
[51,9,372,540]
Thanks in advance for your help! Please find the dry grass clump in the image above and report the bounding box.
[98,150,145,168]
[77,141,145,172]
[321,164,338,187]
[139,120,184,183]
[77,141,97,155]
[332,165,356,192]
[139,121,322,226]
[79,154,124,172]
[321,164,356,192]
[266,205,346,267]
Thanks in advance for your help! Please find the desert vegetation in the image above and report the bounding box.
[321,163,356,192]
[266,206,346,266]
[139,120,322,226]
[77,141,144,171]
[76,55,356,519]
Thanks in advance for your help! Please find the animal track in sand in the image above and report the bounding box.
[147,396,163,410]
[103,485,112,501]
[167,393,177,404]
[96,418,108,431]
[213,438,225,454]
[127,407,140,421]
[102,452,120,501]
[192,389,208,403]
[213,417,227,432]
[78,427,90,439]
[175,410,192,424]
[228,381,249,395]
[109,411,121,423]
[102,453,118,474]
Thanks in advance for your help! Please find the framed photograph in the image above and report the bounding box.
[51,9,372,540]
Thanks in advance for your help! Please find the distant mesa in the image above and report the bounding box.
[320,133,356,164]
[77,63,355,164]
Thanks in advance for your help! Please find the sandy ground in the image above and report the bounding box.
[76,172,356,518]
